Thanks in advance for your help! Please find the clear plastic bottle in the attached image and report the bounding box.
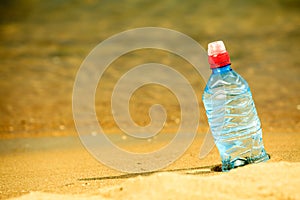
[202,41,269,171]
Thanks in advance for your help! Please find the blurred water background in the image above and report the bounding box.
[0,0,299,138]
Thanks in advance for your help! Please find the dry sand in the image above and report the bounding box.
[9,162,300,200]
[1,132,299,199]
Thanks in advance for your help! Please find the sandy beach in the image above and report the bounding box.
[11,162,300,200]
[0,0,299,199]
[1,132,300,199]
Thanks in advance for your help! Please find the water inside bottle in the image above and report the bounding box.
[203,66,269,171]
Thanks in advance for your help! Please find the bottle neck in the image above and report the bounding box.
[212,64,232,74]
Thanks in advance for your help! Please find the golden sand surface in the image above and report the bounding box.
[0,132,299,199]
[12,162,299,200]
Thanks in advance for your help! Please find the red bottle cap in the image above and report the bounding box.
[208,41,231,69]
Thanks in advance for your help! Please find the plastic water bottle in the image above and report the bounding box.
[202,41,269,171]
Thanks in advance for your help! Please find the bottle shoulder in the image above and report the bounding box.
[204,69,249,94]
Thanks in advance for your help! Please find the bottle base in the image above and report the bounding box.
[221,153,270,172]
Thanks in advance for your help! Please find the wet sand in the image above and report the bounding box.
[0,0,300,199]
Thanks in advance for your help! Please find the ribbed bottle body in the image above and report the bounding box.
[203,65,269,171]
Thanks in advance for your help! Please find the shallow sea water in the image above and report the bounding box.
[0,0,299,138]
